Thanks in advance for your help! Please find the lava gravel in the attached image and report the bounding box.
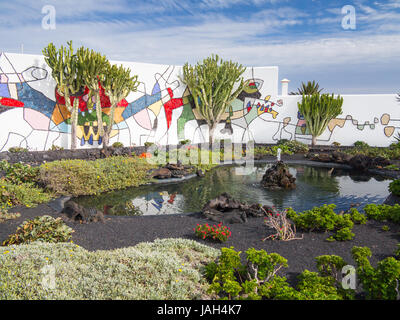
[1,202,399,286]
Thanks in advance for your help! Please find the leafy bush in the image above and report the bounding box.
[205,247,348,300]
[0,161,40,185]
[2,215,74,246]
[280,140,309,153]
[112,142,124,148]
[8,147,28,153]
[0,239,219,300]
[348,208,367,225]
[194,223,231,242]
[179,139,191,145]
[352,246,400,300]
[144,142,154,148]
[48,145,64,151]
[286,204,361,241]
[39,156,155,197]
[0,179,53,209]
[354,141,369,148]
[363,204,400,223]
[389,179,400,197]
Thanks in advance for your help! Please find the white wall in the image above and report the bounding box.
[0,52,398,150]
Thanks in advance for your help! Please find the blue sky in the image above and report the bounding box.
[1,0,399,94]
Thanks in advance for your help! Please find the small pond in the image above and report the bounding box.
[74,163,392,216]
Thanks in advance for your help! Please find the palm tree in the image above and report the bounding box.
[290,81,323,95]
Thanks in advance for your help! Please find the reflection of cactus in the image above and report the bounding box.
[181,55,246,143]
[43,41,83,149]
[298,93,343,146]
[102,63,139,147]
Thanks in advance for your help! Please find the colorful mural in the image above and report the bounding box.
[0,52,399,150]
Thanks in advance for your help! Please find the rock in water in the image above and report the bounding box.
[261,161,296,190]
[62,200,105,223]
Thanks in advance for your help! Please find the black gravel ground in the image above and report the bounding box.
[1,201,399,287]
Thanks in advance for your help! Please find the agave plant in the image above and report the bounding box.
[298,93,343,146]
[290,81,323,95]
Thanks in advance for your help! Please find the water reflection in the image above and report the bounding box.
[75,164,391,216]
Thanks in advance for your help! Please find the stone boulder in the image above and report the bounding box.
[202,193,274,224]
[62,200,105,223]
[261,161,296,190]
[348,154,391,171]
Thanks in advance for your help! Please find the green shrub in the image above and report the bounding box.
[352,246,400,300]
[39,156,155,197]
[144,142,154,148]
[363,204,400,223]
[179,139,191,145]
[348,208,367,225]
[8,147,28,153]
[112,142,124,148]
[0,239,219,300]
[48,145,64,151]
[382,225,390,232]
[0,179,53,209]
[206,247,348,300]
[280,140,309,153]
[389,179,400,197]
[354,141,369,148]
[2,216,74,246]
[384,164,399,171]
[0,161,40,185]
[286,204,359,241]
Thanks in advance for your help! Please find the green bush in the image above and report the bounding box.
[0,179,53,209]
[354,141,369,148]
[179,139,191,145]
[112,142,124,148]
[352,246,400,300]
[0,239,219,300]
[2,215,74,246]
[286,204,361,241]
[48,145,64,151]
[205,247,349,300]
[39,156,155,197]
[0,161,40,185]
[8,147,28,153]
[363,204,400,223]
[389,179,400,197]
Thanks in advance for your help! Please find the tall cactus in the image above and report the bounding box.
[181,54,246,143]
[77,48,109,142]
[102,62,139,148]
[298,93,343,146]
[43,41,83,150]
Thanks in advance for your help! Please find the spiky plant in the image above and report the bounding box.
[43,41,83,150]
[298,93,343,146]
[181,54,246,143]
[290,81,323,95]
[78,48,109,142]
[102,62,139,147]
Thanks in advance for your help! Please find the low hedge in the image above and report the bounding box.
[0,239,219,300]
[39,156,155,197]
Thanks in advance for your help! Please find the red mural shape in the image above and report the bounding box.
[164,87,183,128]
